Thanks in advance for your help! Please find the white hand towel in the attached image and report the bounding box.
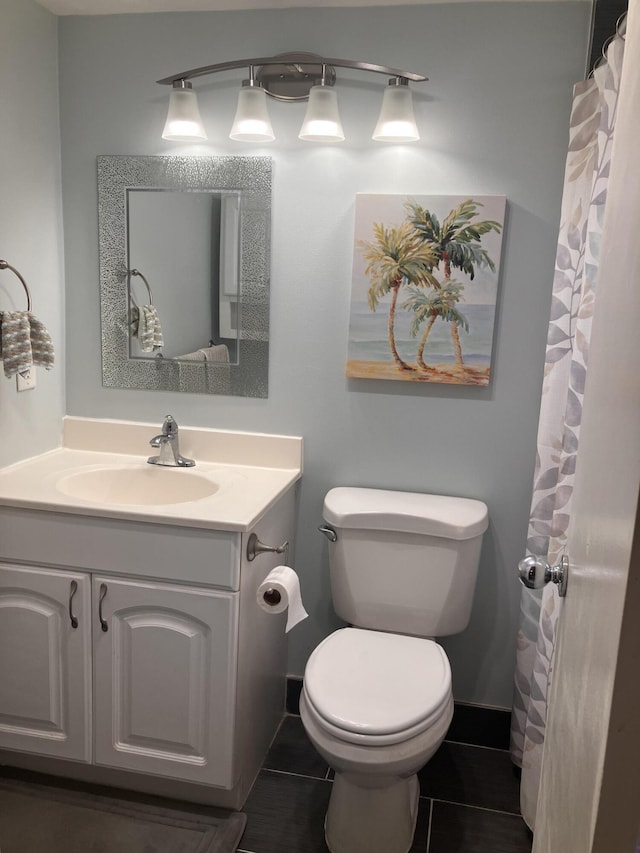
[129,305,140,336]
[136,305,164,353]
[200,344,230,363]
[0,311,55,378]
[28,314,55,370]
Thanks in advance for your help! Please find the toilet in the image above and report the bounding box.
[300,487,488,853]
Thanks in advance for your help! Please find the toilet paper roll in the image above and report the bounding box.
[256,566,308,632]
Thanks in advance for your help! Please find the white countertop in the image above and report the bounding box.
[0,417,303,532]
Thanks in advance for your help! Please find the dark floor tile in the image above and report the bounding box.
[263,715,329,779]
[447,703,511,751]
[428,801,532,853]
[240,769,434,853]
[418,742,520,814]
[239,769,332,853]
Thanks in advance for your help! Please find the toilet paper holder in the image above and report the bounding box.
[247,532,289,563]
[262,587,282,606]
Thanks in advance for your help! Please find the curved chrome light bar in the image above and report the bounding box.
[157,53,428,91]
[158,51,428,143]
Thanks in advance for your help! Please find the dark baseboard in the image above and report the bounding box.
[286,676,511,751]
[445,701,511,751]
[286,676,304,716]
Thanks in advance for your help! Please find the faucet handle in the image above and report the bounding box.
[161,414,178,436]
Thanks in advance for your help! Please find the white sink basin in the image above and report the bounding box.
[56,465,219,506]
[0,419,302,530]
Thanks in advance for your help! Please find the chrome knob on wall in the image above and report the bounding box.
[518,554,569,597]
[246,533,289,562]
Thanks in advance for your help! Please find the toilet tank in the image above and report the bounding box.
[322,487,488,638]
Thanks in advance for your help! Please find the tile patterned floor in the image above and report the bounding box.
[238,715,533,853]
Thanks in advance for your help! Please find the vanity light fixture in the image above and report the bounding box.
[372,78,420,142]
[298,64,345,142]
[229,66,275,142]
[157,53,427,144]
[161,80,208,142]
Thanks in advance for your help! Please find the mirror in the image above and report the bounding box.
[97,155,271,397]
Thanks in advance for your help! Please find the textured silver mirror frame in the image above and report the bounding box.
[97,155,271,397]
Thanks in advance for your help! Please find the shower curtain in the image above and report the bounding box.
[509,33,625,831]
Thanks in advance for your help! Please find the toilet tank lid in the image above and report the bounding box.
[323,487,488,540]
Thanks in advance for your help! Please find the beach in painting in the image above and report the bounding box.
[346,302,494,385]
[346,361,490,385]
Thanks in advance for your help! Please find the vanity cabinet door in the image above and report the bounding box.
[92,576,239,787]
[0,564,91,761]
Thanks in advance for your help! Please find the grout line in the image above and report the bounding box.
[425,799,434,853]
[430,796,523,817]
[261,767,332,784]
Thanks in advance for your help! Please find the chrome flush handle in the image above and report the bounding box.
[318,525,337,542]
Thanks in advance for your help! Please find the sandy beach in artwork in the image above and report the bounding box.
[346,360,490,386]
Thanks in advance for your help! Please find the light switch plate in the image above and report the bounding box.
[16,368,36,391]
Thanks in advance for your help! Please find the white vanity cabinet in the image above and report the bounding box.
[92,576,237,787]
[0,484,296,808]
[0,417,302,808]
[0,564,238,787]
[0,564,91,762]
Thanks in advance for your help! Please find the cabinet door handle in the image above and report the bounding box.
[98,583,109,632]
[68,580,79,629]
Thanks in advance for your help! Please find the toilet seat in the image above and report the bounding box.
[303,628,452,747]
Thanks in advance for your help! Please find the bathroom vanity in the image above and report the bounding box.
[0,417,302,809]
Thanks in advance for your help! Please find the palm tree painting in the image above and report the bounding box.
[358,222,441,371]
[347,194,506,385]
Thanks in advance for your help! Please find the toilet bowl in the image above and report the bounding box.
[300,627,454,853]
[301,488,488,853]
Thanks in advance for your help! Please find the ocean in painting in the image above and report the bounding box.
[348,302,496,365]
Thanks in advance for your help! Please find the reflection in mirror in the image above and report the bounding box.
[127,190,240,363]
[98,155,271,397]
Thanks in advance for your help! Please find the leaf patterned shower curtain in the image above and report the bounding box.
[509,34,625,832]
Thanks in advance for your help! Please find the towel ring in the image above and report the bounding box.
[128,268,153,306]
[0,260,33,312]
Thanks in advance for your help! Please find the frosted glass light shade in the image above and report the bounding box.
[229,86,275,142]
[372,84,419,142]
[298,85,345,142]
[162,87,207,141]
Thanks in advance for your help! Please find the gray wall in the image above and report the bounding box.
[58,3,591,708]
[0,0,65,467]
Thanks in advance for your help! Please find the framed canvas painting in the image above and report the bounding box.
[347,194,506,386]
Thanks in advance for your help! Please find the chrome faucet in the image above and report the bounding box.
[148,415,195,468]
